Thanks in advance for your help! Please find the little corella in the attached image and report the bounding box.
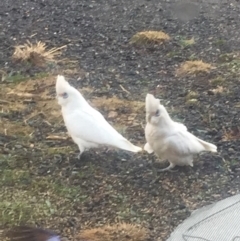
[56,75,142,159]
[144,93,217,171]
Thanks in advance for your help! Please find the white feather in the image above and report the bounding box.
[144,93,217,170]
[56,75,142,156]
[144,142,154,154]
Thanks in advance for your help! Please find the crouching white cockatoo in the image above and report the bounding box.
[144,93,217,171]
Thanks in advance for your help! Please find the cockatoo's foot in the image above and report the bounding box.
[150,164,177,184]
[103,147,111,154]
[77,152,82,160]
[77,146,86,160]
[157,163,177,172]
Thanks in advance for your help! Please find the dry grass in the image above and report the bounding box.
[176,60,214,76]
[0,119,33,137]
[12,41,66,66]
[5,77,144,126]
[0,76,144,141]
[210,86,227,94]
[91,96,144,127]
[78,222,149,241]
[2,76,61,123]
[130,31,170,45]
[222,127,240,141]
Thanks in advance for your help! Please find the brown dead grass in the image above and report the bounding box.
[130,31,170,45]
[0,76,144,140]
[0,119,33,137]
[0,76,61,139]
[176,60,214,76]
[12,41,66,66]
[91,96,144,127]
[210,86,227,94]
[78,222,149,241]
[4,76,63,124]
[222,127,240,141]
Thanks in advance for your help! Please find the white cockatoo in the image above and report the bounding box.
[56,75,142,158]
[144,93,217,171]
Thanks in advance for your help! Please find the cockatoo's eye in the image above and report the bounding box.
[62,92,68,99]
[155,109,160,117]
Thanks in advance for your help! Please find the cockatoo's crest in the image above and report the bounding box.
[56,75,87,107]
[56,75,71,95]
[145,93,160,113]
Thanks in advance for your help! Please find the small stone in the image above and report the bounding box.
[15,145,22,149]
[108,111,118,119]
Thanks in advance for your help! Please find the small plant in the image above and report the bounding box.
[176,60,214,76]
[210,76,225,86]
[12,41,66,66]
[3,72,29,83]
[78,222,149,241]
[214,39,226,46]
[130,31,170,45]
[179,37,195,48]
[186,91,199,100]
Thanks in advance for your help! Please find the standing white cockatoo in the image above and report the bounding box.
[56,75,142,158]
[144,93,217,171]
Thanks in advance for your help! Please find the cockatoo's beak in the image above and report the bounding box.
[56,93,64,98]
[147,115,151,123]
[147,112,155,122]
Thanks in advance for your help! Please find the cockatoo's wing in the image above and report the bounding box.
[163,130,217,156]
[144,142,154,154]
[175,121,188,131]
[6,226,61,241]
[64,108,142,152]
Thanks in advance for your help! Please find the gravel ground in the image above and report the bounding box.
[0,0,240,241]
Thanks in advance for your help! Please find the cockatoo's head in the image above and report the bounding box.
[56,75,81,107]
[145,93,168,125]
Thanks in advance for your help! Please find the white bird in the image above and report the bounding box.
[144,93,217,172]
[56,75,142,158]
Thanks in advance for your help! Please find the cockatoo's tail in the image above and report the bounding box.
[197,138,217,152]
